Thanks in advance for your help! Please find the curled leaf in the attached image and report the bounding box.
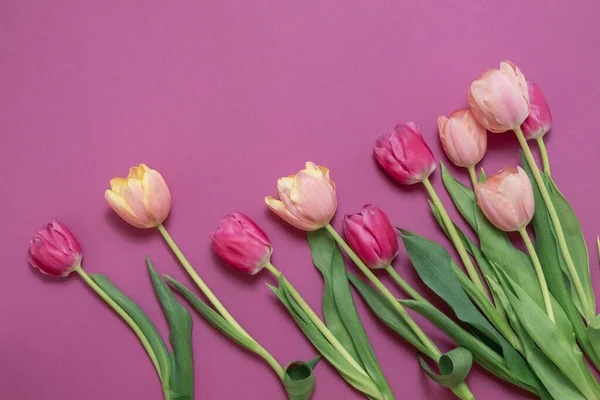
[418,348,473,388]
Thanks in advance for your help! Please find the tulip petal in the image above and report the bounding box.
[105,190,153,228]
[265,196,317,231]
[142,169,171,225]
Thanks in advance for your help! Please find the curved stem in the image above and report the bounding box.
[536,137,551,177]
[255,347,285,379]
[422,178,488,298]
[264,262,371,377]
[76,267,163,379]
[467,166,478,189]
[325,225,441,361]
[384,265,430,305]
[519,229,555,322]
[157,224,250,336]
[514,128,593,321]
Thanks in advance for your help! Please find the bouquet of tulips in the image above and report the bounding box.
[29,60,600,400]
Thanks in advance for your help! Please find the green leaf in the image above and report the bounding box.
[308,229,393,399]
[401,299,537,394]
[398,230,541,393]
[428,201,503,317]
[586,315,600,368]
[440,162,478,228]
[282,356,321,400]
[165,275,258,351]
[348,274,431,356]
[521,154,596,320]
[91,274,171,382]
[147,258,194,400]
[521,158,600,368]
[268,279,383,399]
[418,348,472,388]
[489,276,582,400]
[500,271,600,399]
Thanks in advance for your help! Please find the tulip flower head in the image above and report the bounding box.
[475,167,535,232]
[520,80,552,140]
[438,109,487,168]
[211,213,273,275]
[468,61,530,133]
[105,164,171,229]
[265,162,337,231]
[28,219,83,277]
[342,205,398,269]
[373,123,437,185]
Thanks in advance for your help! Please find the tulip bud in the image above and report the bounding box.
[210,213,273,275]
[468,61,530,133]
[105,164,171,229]
[520,80,552,140]
[265,162,337,231]
[342,205,398,269]
[438,109,487,168]
[28,219,83,277]
[373,123,436,185]
[475,167,535,232]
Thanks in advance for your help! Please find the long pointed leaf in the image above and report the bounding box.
[147,258,194,400]
[308,229,393,399]
[91,274,170,382]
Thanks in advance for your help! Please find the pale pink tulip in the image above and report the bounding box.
[342,205,398,269]
[105,164,171,229]
[468,61,530,133]
[438,109,487,168]
[265,162,337,231]
[475,167,535,232]
[211,213,273,275]
[28,219,83,277]
[521,80,552,140]
[373,123,436,185]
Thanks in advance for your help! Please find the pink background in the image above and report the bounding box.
[2,0,600,399]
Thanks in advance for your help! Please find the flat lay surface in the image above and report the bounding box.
[1,0,600,398]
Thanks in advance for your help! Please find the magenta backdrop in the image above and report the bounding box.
[2,0,599,399]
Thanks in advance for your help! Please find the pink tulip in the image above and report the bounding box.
[475,167,535,232]
[210,213,273,275]
[28,219,83,277]
[105,164,171,229]
[438,109,487,168]
[265,162,337,231]
[342,205,398,269]
[520,80,552,140]
[373,123,437,185]
[468,61,530,133]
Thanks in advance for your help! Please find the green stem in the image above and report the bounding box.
[514,127,594,321]
[325,224,440,361]
[536,137,551,177]
[76,267,163,380]
[422,178,488,298]
[264,262,371,378]
[519,228,555,322]
[255,347,285,379]
[467,166,478,189]
[384,265,430,305]
[156,224,251,337]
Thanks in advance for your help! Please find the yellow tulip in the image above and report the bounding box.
[105,164,171,228]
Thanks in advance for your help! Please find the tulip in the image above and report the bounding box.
[28,219,83,277]
[438,109,487,169]
[105,164,171,229]
[373,123,436,185]
[342,205,398,270]
[265,162,337,231]
[475,167,535,232]
[468,61,530,133]
[211,213,273,275]
[520,80,552,140]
